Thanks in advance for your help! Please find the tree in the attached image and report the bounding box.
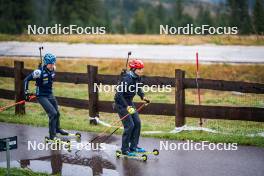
[50,0,101,26]
[31,0,51,26]
[170,0,193,26]
[103,10,112,33]
[196,5,213,26]
[215,1,229,27]
[173,0,183,25]
[157,0,165,23]
[227,0,252,34]
[253,0,264,34]
[131,8,147,34]
[145,7,158,33]
[0,0,33,34]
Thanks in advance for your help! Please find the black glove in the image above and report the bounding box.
[143,97,150,104]
[120,69,127,76]
[24,91,34,101]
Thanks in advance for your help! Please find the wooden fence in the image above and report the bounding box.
[0,61,263,127]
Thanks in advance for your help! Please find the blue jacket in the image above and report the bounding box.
[24,66,55,96]
[114,71,145,107]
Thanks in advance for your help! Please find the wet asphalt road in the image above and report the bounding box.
[0,122,264,176]
[0,42,264,63]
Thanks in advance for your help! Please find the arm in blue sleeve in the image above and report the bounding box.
[137,82,145,100]
[116,77,129,107]
[137,87,145,100]
[24,69,41,92]
[23,73,33,92]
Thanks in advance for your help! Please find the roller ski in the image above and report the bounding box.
[56,129,81,140]
[115,150,148,162]
[44,136,71,151]
[131,147,159,156]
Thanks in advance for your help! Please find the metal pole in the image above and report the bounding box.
[6,139,10,176]
[196,52,203,127]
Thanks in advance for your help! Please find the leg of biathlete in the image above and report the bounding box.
[38,96,58,139]
[48,95,68,135]
[129,111,141,150]
[116,105,135,154]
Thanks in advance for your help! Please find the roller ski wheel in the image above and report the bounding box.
[153,149,159,156]
[44,136,49,144]
[72,132,81,143]
[75,132,81,138]
[116,150,121,158]
[67,147,72,152]
[142,154,148,162]
[64,140,72,152]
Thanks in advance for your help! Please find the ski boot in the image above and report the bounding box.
[130,147,146,153]
[131,147,159,156]
[122,150,137,156]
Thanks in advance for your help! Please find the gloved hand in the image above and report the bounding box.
[143,97,150,104]
[127,106,136,114]
[24,90,34,101]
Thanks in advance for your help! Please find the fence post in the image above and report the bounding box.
[175,69,185,127]
[87,65,99,125]
[14,61,25,115]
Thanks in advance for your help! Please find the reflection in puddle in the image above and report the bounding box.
[1,149,119,176]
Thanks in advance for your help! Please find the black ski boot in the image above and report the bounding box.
[56,129,69,136]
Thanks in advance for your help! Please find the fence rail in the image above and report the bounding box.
[0,61,263,127]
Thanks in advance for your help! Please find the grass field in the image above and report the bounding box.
[0,57,264,147]
[0,34,264,45]
[0,167,51,176]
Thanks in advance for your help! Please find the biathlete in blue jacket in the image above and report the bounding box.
[114,59,150,156]
[24,53,68,140]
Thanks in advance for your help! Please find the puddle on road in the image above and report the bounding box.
[0,133,156,176]
[0,143,120,176]
[1,159,118,175]
[0,153,119,176]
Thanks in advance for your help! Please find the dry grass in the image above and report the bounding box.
[0,57,263,83]
[0,34,264,45]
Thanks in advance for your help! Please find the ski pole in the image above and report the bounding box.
[195,52,203,126]
[125,51,132,69]
[38,46,44,68]
[90,102,148,143]
[100,125,121,144]
[0,95,36,113]
[121,51,132,76]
